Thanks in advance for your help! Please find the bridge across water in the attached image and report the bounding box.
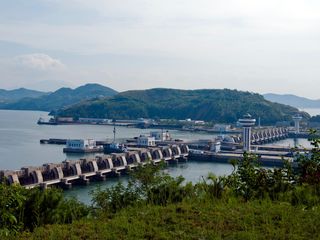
[232,127,290,145]
[0,144,189,189]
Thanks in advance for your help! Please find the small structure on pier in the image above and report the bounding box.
[238,113,256,152]
[137,135,156,147]
[63,139,103,153]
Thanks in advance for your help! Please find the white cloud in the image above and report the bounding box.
[0,53,70,91]
[13,53,65,71]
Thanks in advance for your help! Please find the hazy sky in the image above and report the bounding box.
[0,0,319,98]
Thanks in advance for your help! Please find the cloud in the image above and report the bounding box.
[13,53,65,71]
[0,1,319,97]
[0,53,70,91]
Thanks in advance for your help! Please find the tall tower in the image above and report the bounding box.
[239,113,256,152]
[292,114,302,134]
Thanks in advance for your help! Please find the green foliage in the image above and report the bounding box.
[225,153,294,201]
[91,182,141,214]
[0,184,26,236]
[58,88,303,124]
[91,162,193,214]
[296,129,320,185]
[0,185,89,236]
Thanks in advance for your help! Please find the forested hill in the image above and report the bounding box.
[58,88,307,124]
[2,83,118,112]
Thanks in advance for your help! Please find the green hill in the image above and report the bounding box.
[58,88,307,124]
[2,83,118,112]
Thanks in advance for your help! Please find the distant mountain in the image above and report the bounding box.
[263,93,320,109]
[2,83,118,112]
[0,88,47,103]
[58,88,307,125]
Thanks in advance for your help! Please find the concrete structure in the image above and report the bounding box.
[78,118,112,124]
[56,117,74,123]
[137,136,156,147]
[1,144,189,189]
[210,141,221,153]
[292,114,302,134]
[238,113,256,152]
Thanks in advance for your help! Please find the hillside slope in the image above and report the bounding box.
[58,88,306,124]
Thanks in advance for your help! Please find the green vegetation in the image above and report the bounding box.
[1,84,118,112]
[0,186,89,237]
[2,132,320,239]
[310,115,320,122]
[58,88,307,125]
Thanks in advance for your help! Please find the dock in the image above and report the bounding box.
[189,151,293,167]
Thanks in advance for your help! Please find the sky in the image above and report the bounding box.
[0,0,319,99]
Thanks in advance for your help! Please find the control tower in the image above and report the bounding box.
[238,113,256,152]
[292,114,302,134]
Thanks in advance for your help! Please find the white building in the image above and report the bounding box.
[66,139,97,150]
[213,124,231,132]
[137,135,156,147]
[150,131,171,141]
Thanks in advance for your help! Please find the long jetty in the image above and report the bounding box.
[0,144,189,189]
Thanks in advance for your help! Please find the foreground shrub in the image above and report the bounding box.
[0,185,89,236]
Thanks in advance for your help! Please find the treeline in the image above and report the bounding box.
[1,131,320,239]
[58,88,307,125]
[310,115,320,122]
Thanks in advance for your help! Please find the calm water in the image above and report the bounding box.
[0,110,217,170]
[0,110,315,204]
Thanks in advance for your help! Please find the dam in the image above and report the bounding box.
[0,144,189,189]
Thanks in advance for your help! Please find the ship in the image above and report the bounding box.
[37,117,58,125]
[103,122,127,154]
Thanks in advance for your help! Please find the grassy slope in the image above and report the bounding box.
[18,198,320,240]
